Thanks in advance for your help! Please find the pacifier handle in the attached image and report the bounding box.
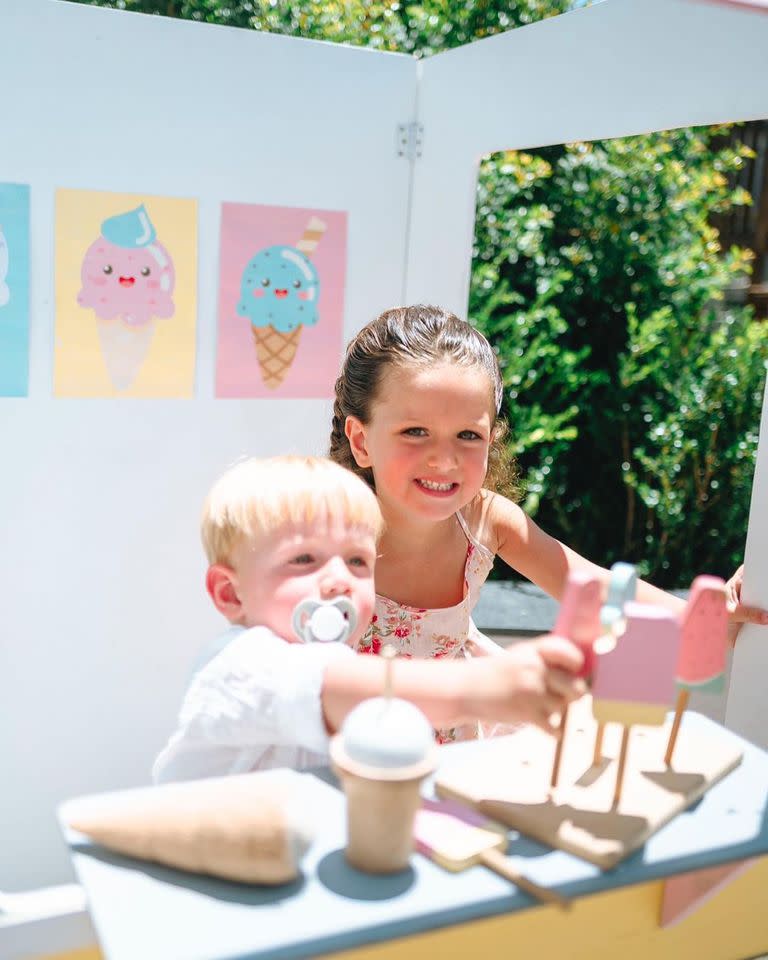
[292,597,358,643]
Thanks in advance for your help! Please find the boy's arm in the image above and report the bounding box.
[322,636,585,736]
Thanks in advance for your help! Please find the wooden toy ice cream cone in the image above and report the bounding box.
[330,646,437,873]
[64,771,313,885]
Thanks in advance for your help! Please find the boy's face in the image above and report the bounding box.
[225,519,377,645]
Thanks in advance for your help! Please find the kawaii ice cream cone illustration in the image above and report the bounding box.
[77,205,175,391]
[0,225,9,308]
[236,217,325,389]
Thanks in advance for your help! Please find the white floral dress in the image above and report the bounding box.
[354,511,503,742]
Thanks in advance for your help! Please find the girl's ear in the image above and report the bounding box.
[345,415,372,468]
[206,564,244,622]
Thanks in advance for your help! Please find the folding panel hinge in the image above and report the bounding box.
[396,121,423,161]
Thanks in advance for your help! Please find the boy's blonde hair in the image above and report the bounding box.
[201,455,384,566]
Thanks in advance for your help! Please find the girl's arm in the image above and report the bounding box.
[486,491,685,614]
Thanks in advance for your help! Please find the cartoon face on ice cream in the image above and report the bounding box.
[77,204,176,391]
[78,205,175,327]
[237,245,319,334]
[0,225,9,308]
[236,240,322,390]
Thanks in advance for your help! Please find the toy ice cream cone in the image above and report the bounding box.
[97,318,156,392]
[330,647,436,873]
[237,217,326,389]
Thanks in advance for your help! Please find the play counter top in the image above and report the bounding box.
[60,712,768,960]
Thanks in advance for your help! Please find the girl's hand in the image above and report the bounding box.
[467,636,586,735]
[725,564,768,646]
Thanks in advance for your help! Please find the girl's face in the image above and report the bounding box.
[346,362,495,523]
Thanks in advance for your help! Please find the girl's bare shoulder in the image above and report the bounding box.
[464,489,527,554]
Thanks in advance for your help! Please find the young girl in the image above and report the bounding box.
[329,304,763,728]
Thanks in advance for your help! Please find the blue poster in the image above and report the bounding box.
[0,183,30,396]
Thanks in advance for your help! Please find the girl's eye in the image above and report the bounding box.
[103,265,113,275]
[402,427,427,437]
[291,553,314,565]
[141,266,151,277]
[348,556,369,568]
[458,430,482,441]
[261,278,270,287]
[293,279,301,288]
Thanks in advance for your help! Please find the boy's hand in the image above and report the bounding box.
[466,636,586,735]
[725,564,768,646]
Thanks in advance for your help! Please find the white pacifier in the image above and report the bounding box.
[596,561,637,653]
[292,596,358,644]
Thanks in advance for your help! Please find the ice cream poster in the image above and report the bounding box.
[0,183,30,397]
[54,189,197,397]
[216,203,347,397]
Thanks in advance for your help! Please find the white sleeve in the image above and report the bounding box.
[175,628,355,755]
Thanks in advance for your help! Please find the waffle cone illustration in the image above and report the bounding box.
[237,217,325,389]
[96,318,157,392]
[250,324,303,390]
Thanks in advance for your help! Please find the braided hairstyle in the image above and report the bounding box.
[329,304,519,498]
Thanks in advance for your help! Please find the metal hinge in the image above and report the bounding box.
[396,121,423,161]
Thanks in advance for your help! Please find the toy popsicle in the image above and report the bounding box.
[664,576,728,766]
[414,799,570,910]
[591,603,681,806]
[593,563,638,764]
[549,572,602,792]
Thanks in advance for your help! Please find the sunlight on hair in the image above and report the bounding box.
[201,455,383,565]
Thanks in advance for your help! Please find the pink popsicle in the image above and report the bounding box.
[553,572,602,678]
[592,603,681,725]
[676,576,728,692]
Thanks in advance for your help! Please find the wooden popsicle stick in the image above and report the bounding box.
[612,724,631,809]
[593,721,605,766]
[664,688,690,767]
[550,704,570,792]
[480,847,571,910]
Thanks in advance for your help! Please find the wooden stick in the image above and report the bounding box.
[593,721,605,766]
[381,643,396,700]
[481,847,571,910]
[612,724,631,809]
[664,688,690,767]
[550,704,570,792]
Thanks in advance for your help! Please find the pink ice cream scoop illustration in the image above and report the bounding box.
[77,205,175,390]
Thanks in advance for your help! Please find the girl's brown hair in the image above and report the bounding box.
[329,304,519,497]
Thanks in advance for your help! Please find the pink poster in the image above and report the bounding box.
[216,202,347,398]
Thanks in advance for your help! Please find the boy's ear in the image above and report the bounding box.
[345,415,372,468]
[206,564,243,622]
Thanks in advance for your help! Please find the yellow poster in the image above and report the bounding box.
[54,189,197,397]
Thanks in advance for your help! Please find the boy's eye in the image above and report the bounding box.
[348,556,369,568]
[458,430,482,441]
[402,427,427,437]
[291,553,314,565]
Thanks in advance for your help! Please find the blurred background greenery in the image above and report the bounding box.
[73,0,768,587]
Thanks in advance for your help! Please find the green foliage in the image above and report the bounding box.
[471,131,766,585]
[74,0,767,585]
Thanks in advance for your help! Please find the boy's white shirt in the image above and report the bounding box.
[152,625,355,784]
